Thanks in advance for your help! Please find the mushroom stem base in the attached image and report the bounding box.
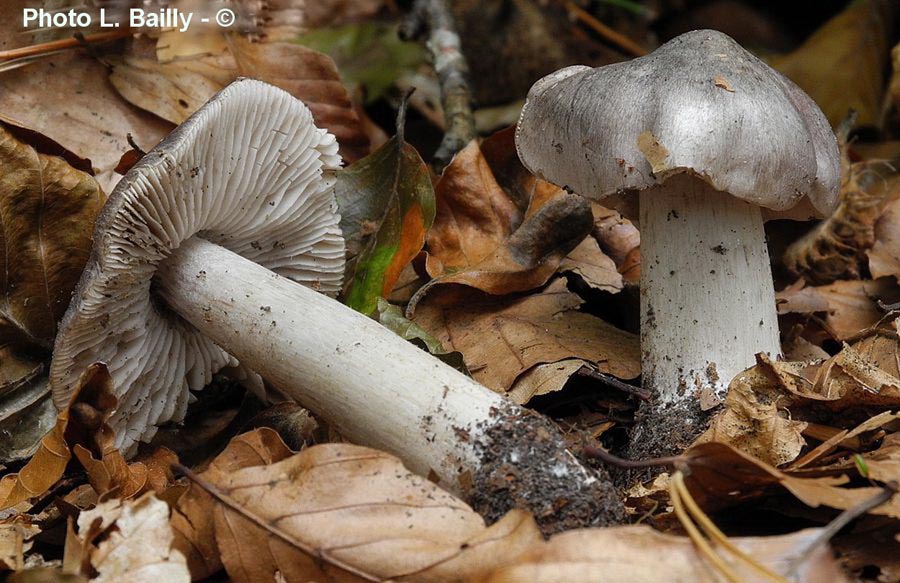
[639,174,781,405]
[157,237,623,531]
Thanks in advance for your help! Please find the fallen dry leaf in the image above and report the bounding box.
[113,35,370,162]
[0,53,171,193]
[776,279,900,341]
[0,521,40,571]
[0,364,171,509]
[771,0,896,128]
[198,440,541,582]
[413,279,640,400]
[681,442,900,519]
[0,124,105,347]
[698,365,808,467]
[783,159,898,284]
[416,140,595,306]
[478,525,848,583]
[171,428,295,580]
[870,197,900,281]
[75,492,189,582]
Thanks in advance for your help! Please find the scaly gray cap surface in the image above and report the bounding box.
[515,29,841,216]
[50,79,345,450]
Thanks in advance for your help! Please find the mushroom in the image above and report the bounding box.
[50,79,622,531]
[515,30,840,447]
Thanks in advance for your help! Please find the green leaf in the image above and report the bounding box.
[335,107,435,315]
[374,299,468,374]
[297,23,426,102]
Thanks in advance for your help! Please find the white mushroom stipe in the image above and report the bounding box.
[155,237,507,482]
[640,174,780,402]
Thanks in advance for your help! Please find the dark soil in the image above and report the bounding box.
[618,398,713,486]
[468,403,625,536]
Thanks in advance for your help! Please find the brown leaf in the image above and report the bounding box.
[202,442,542,582]
[682,442,900,519]
[784,161,897,284]
[418,140,593,304]
[771,0,896,128]
[413,279,640,399]
[479,525,848,583]
[870,197,900,281]
[171,428,295,580]
[0,124,105,346]
[0,364,169,510]
[698,365,808,467]
[776,279,900,341]
[0,521,40,571]
[75,492,189,582]
[0,53,171,193]
[113,36,369,162]
[557,237,622,293]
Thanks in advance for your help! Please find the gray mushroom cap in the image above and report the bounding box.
[515,29,841,216]
[49,79,345,450]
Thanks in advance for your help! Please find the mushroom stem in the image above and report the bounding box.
[639,173,781,403]
[156,236,623,532]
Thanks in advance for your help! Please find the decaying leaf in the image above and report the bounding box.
[413,279,640,400]
[681,442,900,519]
[698,365,808,467]
[870,197,900,281]
[414,139,597,307]
[113,35,370,162]
[0,521,40,571]
[479,525,848,583]
[206,443,541,582]
[171,428,295,580]
[784,160,899,285]
[0,364,172,509]
[771,0,897,128]
[74,492,189,582]
[776,279,900,341]
[0,124,105,347]
[335,113,435,314]
[0,53,171,193]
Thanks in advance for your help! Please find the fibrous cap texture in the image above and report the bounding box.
[50,79,345,451]
[515,29,840,215]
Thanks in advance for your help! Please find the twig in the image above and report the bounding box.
[400,0,476,169]
[171,463,381,582]
[582,445,680,469]
[785,480,899,578]
[576,367,651,401]
[563,1,647,57]
[0,30,130,62]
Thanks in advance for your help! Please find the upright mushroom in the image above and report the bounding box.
[515,30,840,449]
[50,79,623,531]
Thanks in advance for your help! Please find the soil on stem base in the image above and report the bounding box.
[468,404,625,535]
[620,398,713,486]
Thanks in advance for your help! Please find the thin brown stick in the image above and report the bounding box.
[576,367,651,401]
[172,463,381,582]
[563,1,647,57]
[786,480,899,578]
[0,30,130,62]
[582,445,680,469]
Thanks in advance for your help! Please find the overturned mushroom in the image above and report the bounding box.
[515,30,840,450]
[50,79,622,531]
